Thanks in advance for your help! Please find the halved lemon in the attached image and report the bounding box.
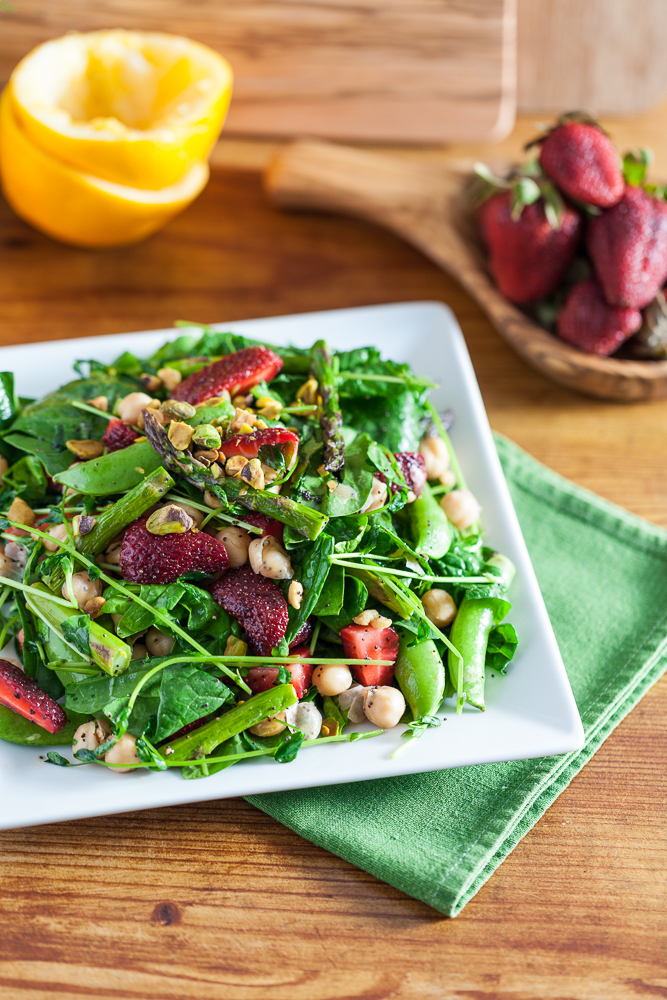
[0,88,209,248]
[8,29,232,189]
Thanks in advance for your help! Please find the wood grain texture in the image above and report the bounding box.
[1,108,667,997]
[0,0,516,144]
[518,0,667,116]
[265,138,667,401]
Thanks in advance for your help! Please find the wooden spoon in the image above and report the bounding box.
[264,140,667,402]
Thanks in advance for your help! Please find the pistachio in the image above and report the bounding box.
[256,397,282,420]
[320,716,339,738]
[224,634,248,657]
[0,457,7,483]
[240,458,265,490]
[193,448,218,467]
[296,377,319,406]
[191,423,221,449]
[66,439,104,460]
[72,514,97,537]
[167,420,194,451]
[232,393,253,409]
[87,395,108,412]
[7,496,36,528]
[161,399,197,421]
[157,367,182,392]
[83,596,106,618]
[225,456,247,478]
[288,580,304,609]
[227,407,257,434]
[140,373,162,393]
[145,504,194,536]
[260,463,278,484]
[209,462,223,479]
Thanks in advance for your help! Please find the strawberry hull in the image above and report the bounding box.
[339,624,400,687]
[170,346,283,406]
[0,659,67,734]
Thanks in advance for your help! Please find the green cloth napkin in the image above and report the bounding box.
[246,435,667,916]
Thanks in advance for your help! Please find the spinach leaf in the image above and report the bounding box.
[152,664,234,741]
[114,584,185,638]
[274,730,305,763]
[317,575,368,633]
[54,441,165,496]
[322,695,348,733]
[324,433,374,517]
[485,623,518,673]
[2,455,49,500]
[312,564,345,616]
[341,390,428,452]
[0,372,19,429]
[284,534,334,644]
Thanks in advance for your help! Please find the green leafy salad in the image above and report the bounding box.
[0,323,517,776]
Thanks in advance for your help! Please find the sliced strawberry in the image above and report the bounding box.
[235,512,284,544]
[119,516,229,584]
[340,624,399,687]
[0,659,67,734]
[218,427,299,469]
[289,618,313,649]
[170,346,283,405]
[210,564,288,656]
[103,419,139,452]
[245,647,313,700]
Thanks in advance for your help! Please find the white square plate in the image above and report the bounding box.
[0,302,583,831]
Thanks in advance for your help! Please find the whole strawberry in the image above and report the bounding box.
[536,116,624,208]
[586,186,667,309]
[478,190,581,305]
[557,279,641,356]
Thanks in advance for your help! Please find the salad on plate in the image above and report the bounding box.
[0,324,517,776]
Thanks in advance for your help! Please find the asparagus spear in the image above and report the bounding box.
[26,583,132,676]
[162,683,298,763]
[142,411,328,540]
[45,468,174,591]
[311,339,345,473]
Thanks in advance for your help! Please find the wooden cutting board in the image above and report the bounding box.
[0,0,516,144]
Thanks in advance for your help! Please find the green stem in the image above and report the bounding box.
[68,400,115,422]
[0,576,76,609]
[330,558,490,585]
[340,372,438,389]
[426,402,466,490]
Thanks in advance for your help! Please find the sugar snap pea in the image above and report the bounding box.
[162,683,298,763]
[409,482,453,559]
[54,440,165,496]
[395,636,445,721]
[448,597,510,712]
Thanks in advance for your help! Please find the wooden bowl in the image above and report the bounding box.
[264,140,667,402]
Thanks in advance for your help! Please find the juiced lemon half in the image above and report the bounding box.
[0,30,232,247]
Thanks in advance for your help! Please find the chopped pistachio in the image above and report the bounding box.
[240,458,265,490]
[66,439,104,460]
[7,496,35,527]
[145,504,194,536]
[167,421,194,450]
[225,456,247,478]
[72,514,97,537]
[296,377,319,406]
[191,423,221,449]
[83,596,106,619]
[209,462,223,479]
[161,399,197,421]
[224,635,248,657]
[140,373,162,393]
[87,395,108,412]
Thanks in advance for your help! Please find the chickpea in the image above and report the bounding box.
[104,733,140,773]
[284,701,323,741]
[0,554,17,579]
[0,456,8,483]
[312,664,353,697]
[216,526,251,568]
[63,571,103,610]
[72,718,110,756]
[249,712,287,737]
[363,685,406,729]
[248,535,293,580]
[105,541,123,566]
[421,589,457,628]
[116,392,153,426]
[419,435,451,482]
[131,642,148,660]
[440,489,481,532]
[42,522,70,552]
[361,476,388,513]
[145,627,175,657]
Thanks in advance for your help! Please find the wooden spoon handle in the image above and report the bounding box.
[264,139,440,225]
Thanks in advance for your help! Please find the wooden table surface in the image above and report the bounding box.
[1,101,667,1000]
